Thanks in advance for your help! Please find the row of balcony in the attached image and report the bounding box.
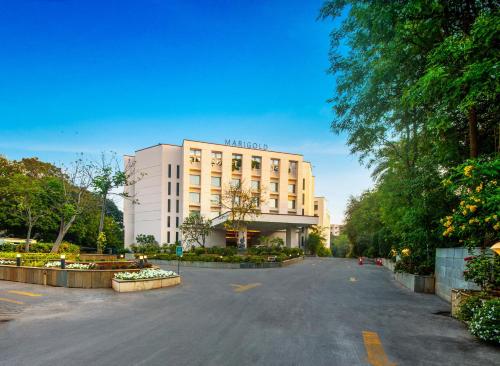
[188,149,298,176]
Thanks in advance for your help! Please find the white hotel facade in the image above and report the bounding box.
[124,139,331,249]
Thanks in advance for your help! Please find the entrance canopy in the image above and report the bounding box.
[211,212,318,231]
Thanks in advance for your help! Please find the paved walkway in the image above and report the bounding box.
[0,258,498,365]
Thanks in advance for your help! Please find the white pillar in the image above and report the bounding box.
[237,227,247,250]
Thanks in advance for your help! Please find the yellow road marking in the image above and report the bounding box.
[7,290,42,297]
[230,283,261,293]
[363,331,396,366]
[0,297,25,305]
[349,277,357,282]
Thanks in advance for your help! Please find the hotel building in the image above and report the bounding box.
[124,140,330,249]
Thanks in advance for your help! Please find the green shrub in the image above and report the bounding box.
[0,252,78,264]
[317,246,332,257]
[469,298,500,344]
[457,296,483,322]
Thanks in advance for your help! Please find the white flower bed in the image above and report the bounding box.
[44,261,95,269]
[0,259,15,265]
[114,268,178,281]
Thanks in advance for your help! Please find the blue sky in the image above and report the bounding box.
[0,0,372,223]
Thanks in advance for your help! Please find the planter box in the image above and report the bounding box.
[381,258,396,272]
[394,271,435,294]
[451,289,482,318]
[112,276,181,292]
[0,264,140,288]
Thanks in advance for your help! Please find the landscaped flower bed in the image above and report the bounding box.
[114,268,177,280]
[0,259,15,265]
[44,261,96,270]
[112,268,180,293]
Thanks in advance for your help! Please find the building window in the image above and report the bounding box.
[231,178,241,188]
[176,182,180,196]
[288,161,297,175]
[251,180,260,191]
[190,174,201,186]
[175,232,179,243]
[302,193,305,204]
[176,200,179,213]
[177,165,180,178]
[251,156,261,170]
[252,196,260,207]
[189,209,200,216]
[302,178,305,190]
[168,199,171,212]
[232,154,242,171]
[168,182,171,195]
[288,199,296,210]
[270,198,278,209]
[211,176,221,187]
[167,216,171,227]
[270,182,279,192]
[189,192,200,204]
[176,217,179,228]
[211,151,222,167]
[189,149,201,163]
[167,231,171,243]
[168,164,172,178]
[271,159,280,173]
[314,203,318,211]
[211,194,221,206]
[288,183,296,194]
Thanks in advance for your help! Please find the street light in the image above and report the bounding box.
[60,254,66,269]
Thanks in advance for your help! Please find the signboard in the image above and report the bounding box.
[224,139,268,151]
[176,245,183,257]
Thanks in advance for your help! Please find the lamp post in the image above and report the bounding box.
[139,255,144,269]
[16,253,21,267]
[60,254,66,269]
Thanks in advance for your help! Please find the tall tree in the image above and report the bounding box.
[91,152,139,238]
[50,156,95,253]
[221,180,265,250]
[180,213,214,248]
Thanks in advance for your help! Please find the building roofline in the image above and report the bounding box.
[133,142,182,153]
[182,139,304,157]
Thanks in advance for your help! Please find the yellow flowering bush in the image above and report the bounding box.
[441,158,500,249]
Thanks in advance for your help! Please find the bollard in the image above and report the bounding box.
[139,255,144,269]
[60,254,66,269]
[358,257,363,265]
[16,253,21,267]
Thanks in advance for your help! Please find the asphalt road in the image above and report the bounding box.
[0,258,498,366]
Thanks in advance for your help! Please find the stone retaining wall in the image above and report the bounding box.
[435,247,480,302]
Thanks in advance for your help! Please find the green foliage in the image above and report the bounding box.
[463,253,500,292]
[457,296,483,323]
[441,158,500,249]
[469,298,500,344]
[331,234,350,258]
[96,232,106,254]
[319,1,498,272]
[0,156,124,251]
[317,246,332,257]
[179,214,214,248]
[258,236,284,247]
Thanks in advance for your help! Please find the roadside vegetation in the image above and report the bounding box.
[0,154,136,253]
[320,1,499,272]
